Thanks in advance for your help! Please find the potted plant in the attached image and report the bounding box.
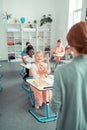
[40,14,53,26]
[2,12,12,23]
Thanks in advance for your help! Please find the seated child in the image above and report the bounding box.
[22,45,35,80]
[30,50,52,109]
[63,45,73,60]
[52,39,65,66]
[53,39,65,54]
[21,42,31,57]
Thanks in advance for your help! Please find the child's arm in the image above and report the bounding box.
[22,56,28,65]
[45,53,51,74]
[62,46,65,53]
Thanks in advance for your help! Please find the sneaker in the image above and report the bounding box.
[35,104,39,109]
[35,101,39,109]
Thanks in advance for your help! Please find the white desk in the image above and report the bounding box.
[26,75,54,91]
[26,75,58,123]
[20,63,32,77]
[20,63,32,69]
[60,59,72,64]
[54,53,64,57]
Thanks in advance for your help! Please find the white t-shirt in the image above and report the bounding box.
[24,55,35,63]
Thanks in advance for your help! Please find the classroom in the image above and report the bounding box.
[0,0,87,130]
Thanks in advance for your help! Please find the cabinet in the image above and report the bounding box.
[21,28,37,51]
[6,24,51,62]
[37,28,51,52]
[6,24,22,61]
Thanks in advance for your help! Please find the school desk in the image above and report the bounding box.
[20,63,32,77]
[60,59,72,64]
[20,63,32,69]
[53,52,64,57]
[26,75,58,123]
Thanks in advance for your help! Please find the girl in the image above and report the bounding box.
[30,50,52,109]
[22,45,35,80]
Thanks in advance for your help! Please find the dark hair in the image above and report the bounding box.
[26,42,30,46]
[67,21,87,54]
[26,45,34,54]
[57,39,62,42]
[65,45,70,51]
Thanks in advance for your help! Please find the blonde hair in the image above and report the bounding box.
[35,50,43,55]
[67,21,87,54]
[35,50,44,59]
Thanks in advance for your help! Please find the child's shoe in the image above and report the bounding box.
[35,104,39,109]
[35,101,39,109]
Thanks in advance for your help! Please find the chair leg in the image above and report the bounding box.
[22,79,35,107]
[0,87,3,92]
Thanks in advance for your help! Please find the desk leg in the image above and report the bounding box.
[22,81,35,107]
[29,90,58,123]
[46,90,50,118]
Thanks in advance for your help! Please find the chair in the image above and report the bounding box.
[22,76,35,107]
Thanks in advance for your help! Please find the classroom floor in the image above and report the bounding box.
[0,61,56,130]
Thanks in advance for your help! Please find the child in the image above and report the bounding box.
[30,50,52,109]
[63,45,73,60]
[22,45,35,80]
[52,39,65,66]
[53,39,65,54]
[21,42,31,57]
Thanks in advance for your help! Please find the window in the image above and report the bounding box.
[73,9,82,23]
[68,0,82,30]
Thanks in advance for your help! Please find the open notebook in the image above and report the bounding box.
[26,75,54,89]
[30,75,54,87]
[32,79,50,87]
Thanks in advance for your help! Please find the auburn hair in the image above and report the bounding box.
[67,21,87,54]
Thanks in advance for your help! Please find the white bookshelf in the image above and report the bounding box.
[6,23,51,62]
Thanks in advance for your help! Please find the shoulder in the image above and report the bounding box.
[24,55,29,58]
[21,48,27,56]
[22,48,26,53]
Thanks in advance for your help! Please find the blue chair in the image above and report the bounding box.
[22,76,35,107]
[20,66,26,77]
[50,55,56,72]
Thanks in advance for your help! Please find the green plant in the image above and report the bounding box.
[40,14,53,26]
[3,12,12,20]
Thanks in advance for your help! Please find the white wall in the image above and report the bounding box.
[3,0,57,22]
[2,0,69,52]
[0,0,8,60]
[53,0,69,48]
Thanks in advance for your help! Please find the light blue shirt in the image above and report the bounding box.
[51,55,87,130]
